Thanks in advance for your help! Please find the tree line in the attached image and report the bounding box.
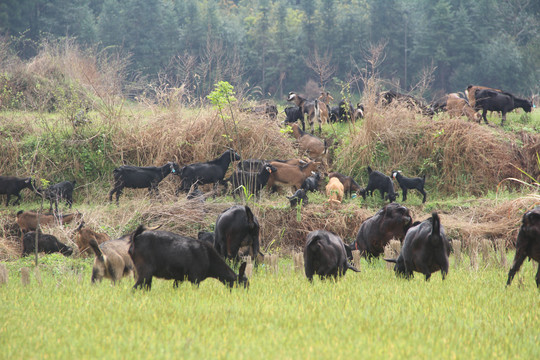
[1,0,539,100]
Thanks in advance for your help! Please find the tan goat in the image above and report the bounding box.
[326,177,344,204]
[446,93,481,122]
[89,235,136,284]
[317,91,334,125]
[266,160,321,192]
[290,123,327,164]
[16,210,82,233]
[74,221,110,256]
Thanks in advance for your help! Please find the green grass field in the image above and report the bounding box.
[1,254,538,359]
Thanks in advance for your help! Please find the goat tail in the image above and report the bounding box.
[430,212,442,246]
[314,99,320,123]
[245,206,257,229]
[89,237,103,260]
[130,225,147,245]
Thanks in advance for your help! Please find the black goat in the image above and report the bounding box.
[301,172,321,192]
[227,164,277,199]
[304,230,360,281]
[129,225,248,290]
[22,231,73,257]
[474,89,514,125]
[385,212,450,281]
[214,205,259,262]
[328,106,340,123]
[392,171,427,203]
[197,231,215,245]
[507,207,540,288]
[283,106,305,131]
[237,159,266,173]
[41,180,76,212]
[177,149,240,194]
[359,166,397,202]
[287,188,308,207]
[353,203,413,259]
[0,176,34,206]
[108,162,177,205]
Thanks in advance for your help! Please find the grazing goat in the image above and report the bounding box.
[392,171,427,203]
[326,177,344,204]
[40,180,76,213]
[283,106,305,131]
[475,89,532,125]
[301,172,321,192]
[290,123,327,163]
[304,230,360,281]
[474,89,514,125]
[227,164,277,199]
[266,160,321,193]
[22,231,73,257]
[385,212,450,281]
[353,203,413,259]
[287,189,308,207]
[329,106,340,123]
[507,207,540,288]
[177,150,240,193]
[89,235,135,284]
[129,225,248,290]
[109,162,177,204]
[16,210,82,233]
[317,91,334,125]
[214,205,260,262]
[74,221,110,256]
[359,166,397,202]
[287,91,321,134]
[432,93,480,122]
[328,172,362,198]
[0,176,34,206]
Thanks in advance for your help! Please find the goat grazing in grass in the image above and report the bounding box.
[129,225,248,290]
[326,177,344,204]
[304,230,359,281]
[385,212,450,281]
[327,172,362,198]
[74,221,110,256]
[266,160,321,193]
[287,91,321,134]
[359,166,397,203]
[90,234,135,284]
[108,162,178,205]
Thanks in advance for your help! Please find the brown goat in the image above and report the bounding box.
[317,91,334,125]
[290,123,327,164]
[327,172,363,198]
[266,160,321,192]
[16,210,82,233]
[446,93,481,122]
[74,221,110,256]
[465,85,501,108]
[326,177,344,204]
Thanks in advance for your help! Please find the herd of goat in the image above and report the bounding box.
[0,84,538,289]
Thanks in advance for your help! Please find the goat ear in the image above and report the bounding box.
[238,262,247,277]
